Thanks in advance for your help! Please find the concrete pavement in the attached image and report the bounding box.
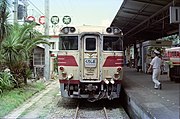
[122,67,180,119]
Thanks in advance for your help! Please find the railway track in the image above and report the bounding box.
[74,104,108,119]
[74,99,129,119]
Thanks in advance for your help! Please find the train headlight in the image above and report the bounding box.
[106,27,122,35]
[113,27,121,34]
[113,28,119,33]
[106,27,112,33]
[61,27,76,34]
[61,27,69,34]
[70,27,76,33]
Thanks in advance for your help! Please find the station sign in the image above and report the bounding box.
[51,16,59,25]
[26,16,35,21]
[62,16,71,25]
[26,15,72,25]
[39,16,45,24]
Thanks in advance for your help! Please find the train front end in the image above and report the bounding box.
[58,26,124,101]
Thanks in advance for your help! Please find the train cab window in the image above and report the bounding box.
[86,38,96,51]
[59,36,78,50]
[103,36,122,51]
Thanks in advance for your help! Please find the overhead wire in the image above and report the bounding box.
[26,0,53,24]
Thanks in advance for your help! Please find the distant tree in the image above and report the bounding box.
[0,0,10,44]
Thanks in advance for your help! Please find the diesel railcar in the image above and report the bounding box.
[58,26,124,102]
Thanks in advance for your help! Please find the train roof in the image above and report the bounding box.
[75,25,107,33]
[165,47,180,51]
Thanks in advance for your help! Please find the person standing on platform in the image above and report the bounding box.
[147,50,162,89]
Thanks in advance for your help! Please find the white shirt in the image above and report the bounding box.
[150,56,162,69]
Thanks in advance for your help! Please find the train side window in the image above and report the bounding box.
[59,36,78,50]
[86,38,96,51]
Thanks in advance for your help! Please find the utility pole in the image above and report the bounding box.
[44,0,50,80]
[13,0,18,23]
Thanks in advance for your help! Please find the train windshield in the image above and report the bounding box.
[86,38,96,51]
[59,36,78,50]
[103,36,122,51]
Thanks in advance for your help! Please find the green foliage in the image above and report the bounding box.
[54,56,58,73]
[25,68,33,79]
[31,82,46,91]
[0,23,50,85]
[2,23,49,64]
[0,0,11,44]
[0,71,15,92]
[165,61,174,68]
[0,82,45,117]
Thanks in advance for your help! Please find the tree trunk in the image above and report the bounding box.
[0,0,7,44]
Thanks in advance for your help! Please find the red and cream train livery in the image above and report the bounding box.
[58,26,124,102]
[57,26,123,101]
[165,47,180,82]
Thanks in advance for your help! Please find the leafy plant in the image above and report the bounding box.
[165,60,174,68]
[0,81,45,117]
[0,71,16,92]
[1,23,50,85]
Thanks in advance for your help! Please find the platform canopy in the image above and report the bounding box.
[111,0,180,47]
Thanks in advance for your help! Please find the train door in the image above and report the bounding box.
[81,35,100,80]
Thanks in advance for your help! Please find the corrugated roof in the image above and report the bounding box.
[111,0,180,46]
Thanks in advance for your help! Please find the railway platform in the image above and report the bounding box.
[122,67,180,119]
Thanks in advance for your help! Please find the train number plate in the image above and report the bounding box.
[84,58,97,67]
